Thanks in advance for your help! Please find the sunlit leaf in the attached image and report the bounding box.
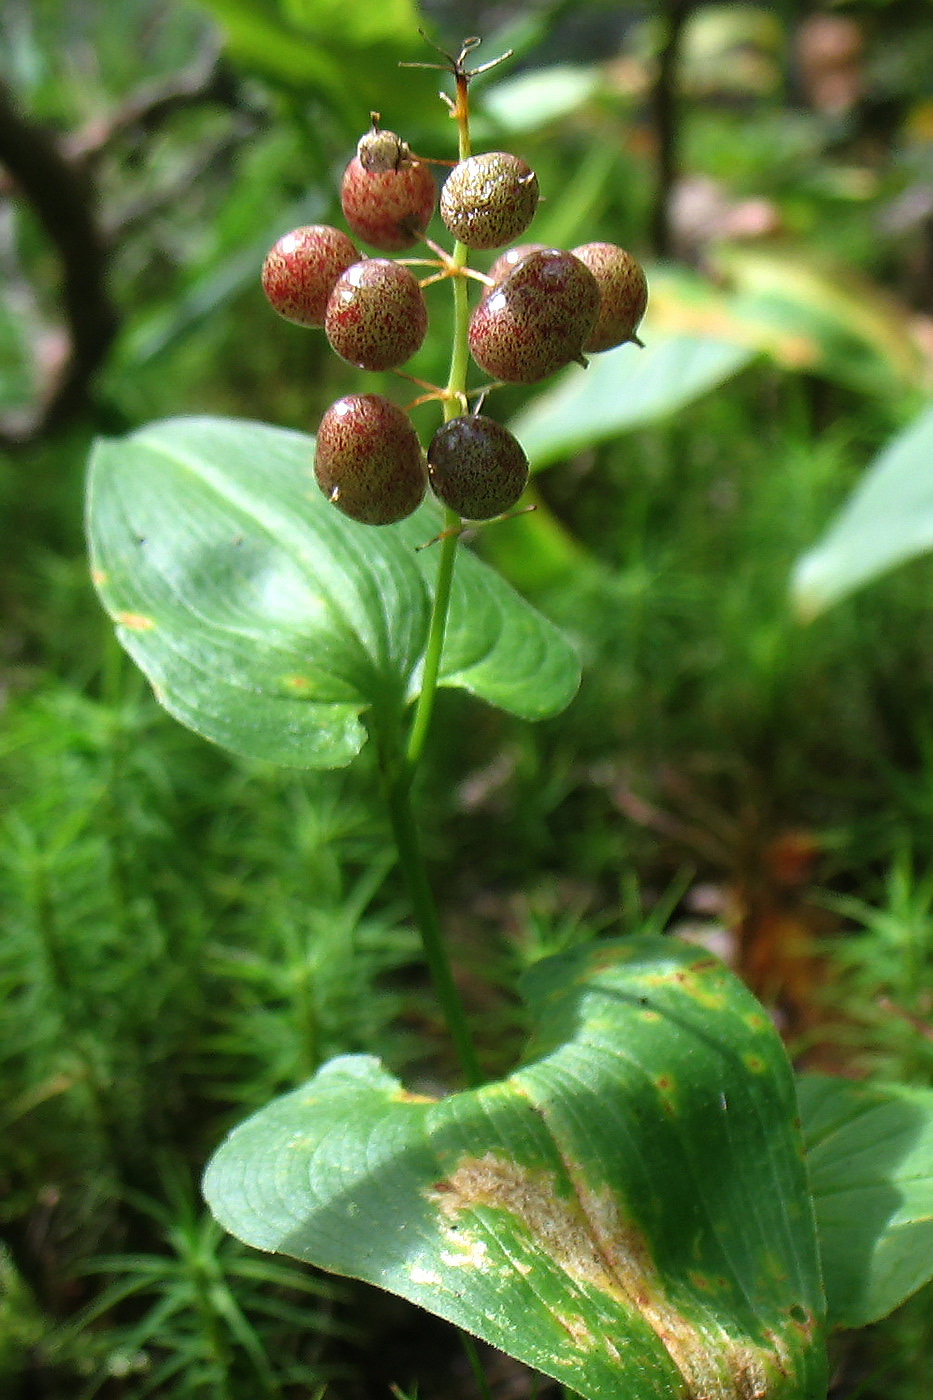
[797,1074,933,1328]
[86,417,580,769]
[511,334,754,470]
[713,246,923,397]
[478,64,602,135]
[205,938,827,1400]
[791,402,933,616]
[193,0,437,122]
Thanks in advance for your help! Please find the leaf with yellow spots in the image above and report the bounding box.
[204,938,827,1399]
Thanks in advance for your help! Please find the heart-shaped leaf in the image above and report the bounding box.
[86,417,580,768]
[797,1073,933,1328]
[204,939,827,1400]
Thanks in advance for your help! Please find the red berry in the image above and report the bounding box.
[482,243,547,298]
[314,394,426,526]
[324,259,428,371]
[427,415,529,520]
[340,155,436,252]
[468,249,600,384]
[571,242,648,351]
[440,152,539,251]
[261,225,359,327]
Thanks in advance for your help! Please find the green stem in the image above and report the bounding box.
[405,69,475,772]
[405,250,472,770]
[388,57,484,1089]
[405,518,458,770]
[461,1334,494,1400]
[378,716,482,1087]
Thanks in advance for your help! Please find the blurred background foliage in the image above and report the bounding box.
[1,0,932,1395]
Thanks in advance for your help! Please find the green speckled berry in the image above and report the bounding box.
[571,242,648,351]
[314,394,425,526]
[261,225,359,328]
[440,153,539,251]
[340,153,436,251]
[427,415,529,520]
[468,248,599,383]
[324,259,428,371]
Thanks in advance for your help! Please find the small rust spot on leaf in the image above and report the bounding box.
[283,674,311,691]
[116,611,155,631]
[91,568,108,587]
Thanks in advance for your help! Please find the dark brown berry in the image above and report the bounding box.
[324,259,428,371]
[440,153,539,251]
[427,415,529,520]
[571,242,648,351]
[468,248,600,384]
[314,394,426,526]
[340,155,436,252]
[261,225,359,327]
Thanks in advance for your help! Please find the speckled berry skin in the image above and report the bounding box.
[468,248,600,384]
[440,153,539,251]
[571,242,648,351]
[324,259,428,371]
[340,155,436,251]
[314,394,425,526]
[482,243,547,298]
[427,415,529,520]
[261,225,359,327]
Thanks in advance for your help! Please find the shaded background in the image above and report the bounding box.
[1,1,931,1396]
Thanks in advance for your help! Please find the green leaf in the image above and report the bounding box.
[478,64,602,135]
[86,417,579,768]
[712,246,923,398]
[280,0,420,46]
[204,939,827,1400]
[194,0,437,124]
[510,335,755,470]
[797,1073,933,1329]
[791,403,933,617]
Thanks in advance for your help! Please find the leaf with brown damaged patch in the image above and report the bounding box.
[204,938,827,1400]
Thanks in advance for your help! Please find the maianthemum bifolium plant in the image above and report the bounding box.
[85,35,933,1400]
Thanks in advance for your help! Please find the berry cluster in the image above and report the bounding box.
[261,97,647,529]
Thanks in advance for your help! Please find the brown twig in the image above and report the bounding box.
[0,52,241,447]
[648,0,694,259]
[0,77,118,446]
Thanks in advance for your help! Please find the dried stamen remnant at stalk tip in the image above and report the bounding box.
[314,393,426,526]
[357,118,412,174]
[341,131,437,251]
